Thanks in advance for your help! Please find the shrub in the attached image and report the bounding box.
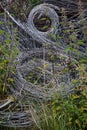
[0,15,19,99]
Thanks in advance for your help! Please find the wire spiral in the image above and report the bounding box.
[0,0,87,128]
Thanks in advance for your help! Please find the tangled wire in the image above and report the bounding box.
[0,47,78,127]
[0,0,87,128]
[14,47,77,99]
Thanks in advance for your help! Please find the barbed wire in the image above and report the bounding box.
[0,0,87,128]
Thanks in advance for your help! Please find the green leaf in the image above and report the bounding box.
[0,30,4,35]
[78,40,84,45]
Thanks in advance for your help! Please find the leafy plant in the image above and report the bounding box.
[0,18,19,99]
[52,83,87,130]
